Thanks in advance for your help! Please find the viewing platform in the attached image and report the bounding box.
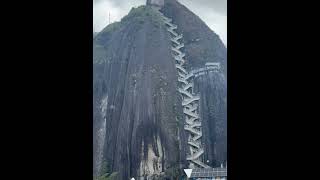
[190,62,221,77]
[188,168,227,179]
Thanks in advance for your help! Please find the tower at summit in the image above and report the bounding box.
[146,0,165,9]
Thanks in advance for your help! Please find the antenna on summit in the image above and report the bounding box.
[108,12,111,24]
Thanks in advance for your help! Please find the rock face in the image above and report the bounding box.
[161,0,227,168]
[93,0,227,179]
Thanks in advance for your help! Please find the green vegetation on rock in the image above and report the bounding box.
[93,5,165,65]
[93,160,118,180]
[100,22,121,34]
[93,44,108,64]
[121,5,164,27]
[93,172,118,180]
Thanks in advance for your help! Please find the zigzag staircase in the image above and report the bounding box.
[158,10,211,169]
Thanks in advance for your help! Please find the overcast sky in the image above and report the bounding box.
[93,0,227,45]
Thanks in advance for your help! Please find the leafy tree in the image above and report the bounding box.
[93,160,118,180]
[94,172,118,180]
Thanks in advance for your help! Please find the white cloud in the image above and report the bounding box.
[93,1,121,32]
[93,0,227,45]
[93,0,145,32]
[179,0,227,45]
[207,13,227,46]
